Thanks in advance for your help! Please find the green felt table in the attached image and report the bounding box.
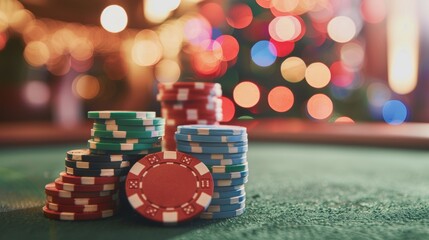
[1,142,429,240]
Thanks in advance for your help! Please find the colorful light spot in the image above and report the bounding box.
[215,35,239,62]
[23,81,50,106]
[305,62,331,88]
[280,57,306,83]
[330,61,354,87]
[269,16,303,42]
[327,16,356,43]
[335,116,355,123]
[251,40,277,67]
[100,5,128,33]
[24,41,50,67]
[72,75,100,100]
[270,39,294,57]
[382,100,407,125]
[340,42,365,70]
[200,2,225,27]
[155,59,181,83]
[233,81,260,108]
[307,94,333,120]
[361,0,386,24]
[226,4,253,29]
[221,96,235,122]
[268,86,294,112]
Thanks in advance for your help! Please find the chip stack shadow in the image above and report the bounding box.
[175,125,248,219]
[157,82,223,151]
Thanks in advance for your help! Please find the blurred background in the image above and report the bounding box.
[0,0,427,127]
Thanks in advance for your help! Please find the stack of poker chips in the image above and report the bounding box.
[175,125,248,219]
[43,111,164,221]
[157,82,223,151]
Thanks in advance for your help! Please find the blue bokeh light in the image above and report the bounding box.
[251,40,277,67]
[382,100,407,125]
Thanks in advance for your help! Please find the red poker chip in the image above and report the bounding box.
[45,201,118,213]
[158,82,220,91]
[42,206,116,221]
[54,178,118,192]
[125,151,214,224]
[161,103,222,112]
[46,194,118,205]
[165,118,220,126]
[161,112,223,122]
[45,182,117,198]
[156,94,221,102]
[59,171,121,185]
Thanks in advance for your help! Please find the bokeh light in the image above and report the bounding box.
[269,16,304,42]
[305,62,331,88]
[226,4,253,29]
[100,5,128,33]
[327,16,356,43]
[256,0,272,9]
[280,57,306,83]
[199,2,225,27]
[233,81,260,108]
[132,36,163,67]
[367,82,391,108]
[155,59,181,83]
[72,75,100,100]
[215,35,239,62]
[330,61,354,88]
[340,42,364,70]
[335,116,355,123]
[382,100,407,125]
[307,94,333,120]
[361,0,386,24]
[268,86,294,112]
[271,0,299,13]
[221,96,235,122]
[270,39,294,57]
[251,40,277,67]
[24,41,50,67]
[144,0,180,24]
[183,16,212,46]
[23,81,50,106]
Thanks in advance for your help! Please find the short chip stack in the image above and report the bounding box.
[175,125,248,219]
[43,111,165,220]
[157,82,223,151]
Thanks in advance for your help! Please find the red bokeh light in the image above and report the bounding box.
[268,86,294,112]
[221,96,235,122]
[269,39,294,57]
[199,2,225,27]
[215,35,239,62]
[226,4,253,29]
[330,61,354,87]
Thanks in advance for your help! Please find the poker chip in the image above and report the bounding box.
[43,206,116,221]
[65,159,130,169]
[66,149,143,162]
[66,166,129,177]
[208,163,248,173]
[211,184,245,192]
[59,172,122,185]
[46,194,118,205]
[88,140,161,151]
[214,176,248,187]
[91,137,162,144]
[176,140,248,148]
[89,147,161,155]
[45,182,117,198]
[126,151,214,224]
[93,123,165,132]
[166,119,220,126]
[177,125,246,136]
[199,207,245,219]
[188,152,247,161]
[88,111,156,119]
[210,194,246,205]
[54,178,118,192]
[91,129,165,138]
[198,158,247,166]
[46,202,118,213]
[211,170,249,180]
[212,188,245,199]
[161,100,222,111]
[176,144,248,154]
[94,118,165,126]
[158,82,221,91]
[175,133,248,143]
[206,202,245,213]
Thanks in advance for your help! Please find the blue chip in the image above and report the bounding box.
[212,188,245,199]
[177,144,248,154]
[210,194,246,205]
[176,140,248,148]
[211,170,249,180]
[214,176,248,187]
[206,202,245,212]
[175,133,248,143]
[200,158,247,166]
[187,152,247,161]
[214,184,245,192]
[200,207,246,219]
[177,125,246,136]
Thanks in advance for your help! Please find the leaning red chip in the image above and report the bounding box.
[125,151,214,224]
[59,171,121,185]
[46,194,118,205]
[45,182,117,198]
[45,201,118,213]
[42,206,116,221]
[54,178,118,192]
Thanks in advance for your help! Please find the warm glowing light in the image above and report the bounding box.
[70,39,94,61]
[72,75,100,100]
[145,0,181,24]
[281,57,306,83]
[221,96,235,122]
[271,0,299,13]
[387,0,419,95]
[226,4,253,29]
[305,62,331,88]
[382,100,407,125]
[0,32,7,50]
[361,0,386,24]
[307,94,333,120]
[335,116,354,123]
[367,82,391,108]
[268,86,294,112]
[155,59,181,83]
[215,35,239,62]
[330,61,354,87]
[183,17,212,46]
[159,21,183,58]
[132,40,162,67]
[10,9,34,32]
[340,42,364,70]
[251,40,277,67]
[256,0,272,9]
[0,11,8,32]
[269,16,302,42]
[24,41,50,67]
[23,81,50,106]
[200,2,225,27]
[270,39,294,57]
[191,50,222,77]
[100,5,128,33]
[327,16,356,43]
[233,81,260,108]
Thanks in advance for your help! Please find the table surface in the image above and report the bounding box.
[1,143,429,240]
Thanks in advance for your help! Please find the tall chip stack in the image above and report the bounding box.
[42,111,164,221]
[157,82,223,151]
[175,125,248,219]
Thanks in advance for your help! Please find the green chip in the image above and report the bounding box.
[88,140,161,151]
[93,123,165,131]
[88,111,156,119]
[90,129,164,138]
[91,137,162,144]
[94,118,165,126]
[208,163,248,173]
